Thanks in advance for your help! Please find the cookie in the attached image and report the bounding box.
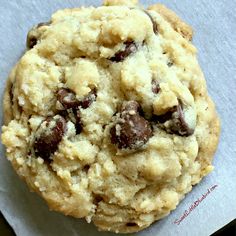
[1,0,220,233]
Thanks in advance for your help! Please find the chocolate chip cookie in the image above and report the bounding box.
[1,0,220,233]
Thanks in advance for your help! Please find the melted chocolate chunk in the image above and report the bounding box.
[172,103,194,136]
[75,110,83,134]
[155,101,194,136]
[34,116,67,161]
[58,109,68,118]
[57,88,96,110]
[56,88,97,135]
[57,88,79,109]
[145,11,158,34]
[155,109,174,124]
[110,42,137,62]
[80,88,97,109]
[151,79,160,94]
[110,101,152,149]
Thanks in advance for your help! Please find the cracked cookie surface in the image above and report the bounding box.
[1,0,220,233]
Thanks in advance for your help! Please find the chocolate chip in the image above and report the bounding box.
[57,88,96,110]
[9,83,14,105]
[110,101,152,149]
[110,41,137,62]
[173,103,194,136]
[145,11,158,34]
[93,195,103,204]
[83,164,90,173]
[75,110,83,134]
[57,88,79,109]
[58,109,69,118]
[60,108,82,134]
[56,88,97,134]
[155,101,194,136]
[34,115,67,161]
[26,21,51,49]
[80,88,97,109]
[151,80,160,94]
[37,21,51,28]
[126,222,137,227]
[27,36,38,49]
[154,108,175,123]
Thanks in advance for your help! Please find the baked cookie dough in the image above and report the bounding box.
[1,0,220,233]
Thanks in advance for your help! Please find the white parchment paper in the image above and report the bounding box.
[0,1,236,235]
